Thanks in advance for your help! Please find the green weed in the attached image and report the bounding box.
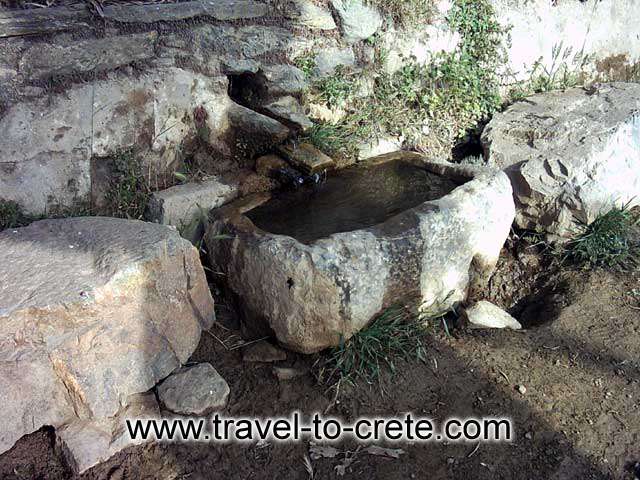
[323,306,429,385]
[303,0,507,160]
[565,204,639,270]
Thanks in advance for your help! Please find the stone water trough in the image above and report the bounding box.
[206,154,516,353]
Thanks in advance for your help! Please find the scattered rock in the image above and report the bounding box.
[262,96,313,131]
[146,177,240,243]
[517,385,527,395]
[157,363,230,415]
[56,393,159,474]
[330,0,382,43]
[482,83,640,238]
[273,366,307,381]
[464,301,523,330]
[284,0,337,30]
[255,154,289,177]
[0,217,214,455]
[313,46,356,77]
[242,341,288,363]
[19,32,158,80]
[278,142,336,174]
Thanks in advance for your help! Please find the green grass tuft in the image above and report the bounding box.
[565,204,639,270]
[104,150,151,220]
[324,306,429,385]
[0,199,32,231]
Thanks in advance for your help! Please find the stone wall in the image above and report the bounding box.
[0,0,638,216]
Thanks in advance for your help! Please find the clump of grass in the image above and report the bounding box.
[565,204,639,270]
[104,150,151,220]
[0,199,32,231]
[367,0,436,27]
[323,306,429,384]
[507,44,588,102]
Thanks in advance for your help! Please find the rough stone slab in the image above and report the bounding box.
[146,177,240,242]
[19,32,158,80]
[262,95,313,131]
[257,64,308,97]
[56,392,160,474]
[158,363,230,415]
[102,0,267,23]
[242,340,287,363]
[330,0,382,43]
[481,82,640,237]
[464,301,522,330]
[227,101,291,145]
[207,169,515,353]
[278,143,335,174]
[0,217,214,455]
[283,0,337,30]
[0,5,90,38]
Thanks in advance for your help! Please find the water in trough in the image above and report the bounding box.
[246,159,461,244]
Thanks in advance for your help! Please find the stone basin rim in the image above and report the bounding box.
[208,153,480,245]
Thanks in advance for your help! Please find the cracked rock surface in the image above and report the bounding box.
[0,217,215,463]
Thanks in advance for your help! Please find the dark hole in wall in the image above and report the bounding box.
[227,72,263,109]
[451,132,485,162]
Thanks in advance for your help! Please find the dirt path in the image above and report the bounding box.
[1,267,639,480]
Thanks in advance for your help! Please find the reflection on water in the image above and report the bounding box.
[246,159,460,244]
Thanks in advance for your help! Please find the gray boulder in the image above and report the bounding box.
[0,217,214,456]
[158,363,230,415]
[206,162,514,353]
[482,83,640,237]
[331,0,382,43]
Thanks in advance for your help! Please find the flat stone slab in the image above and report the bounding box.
[482,82,640,237]
[263,96,313,131]
[158,363,230,415]
[19,32,158,80]
[146,177,241,242]
[0,217,214,456]
[278,142,336,174]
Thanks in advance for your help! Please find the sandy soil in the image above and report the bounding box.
[1,245,639,480]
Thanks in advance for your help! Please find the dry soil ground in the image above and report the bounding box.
[1,245,639,480]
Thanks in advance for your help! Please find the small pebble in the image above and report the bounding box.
[517,385,527,395]
[524,431,533,440]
